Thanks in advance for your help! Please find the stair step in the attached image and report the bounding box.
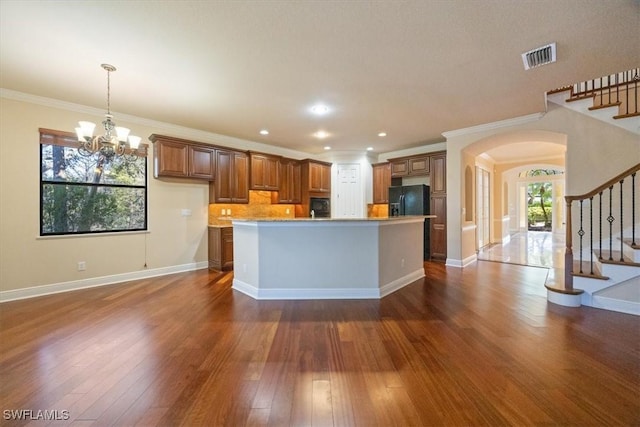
[543,267,584,294]
[613,111,640,120]
[593,278,640,316]
[597,250,640,267]
[595,277,640,300]
[571,260,608,280]
[588,101,622,111]
[566,94,595,103]
[622,238,639,250]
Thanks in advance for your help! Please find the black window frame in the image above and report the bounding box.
[39,128,148,236]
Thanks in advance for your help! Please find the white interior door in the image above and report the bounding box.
[335,164,362,218]
[476,167,490,249]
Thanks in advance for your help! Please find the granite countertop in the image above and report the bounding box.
[209,215,436,227]
[228,215,436,223]
[208,218,233,228]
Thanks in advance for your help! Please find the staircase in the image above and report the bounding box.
[547,68,640,135]
[546,163,640,315]
[592,276,640,316]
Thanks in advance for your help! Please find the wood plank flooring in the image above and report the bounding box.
[1,261,639,426]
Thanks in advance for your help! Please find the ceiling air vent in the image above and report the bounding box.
[522,42,556,70]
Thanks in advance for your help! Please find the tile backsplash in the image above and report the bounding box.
[368,204,389,218]
[208,191,295,224]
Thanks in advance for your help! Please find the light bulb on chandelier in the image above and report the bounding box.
[75,64,143,160]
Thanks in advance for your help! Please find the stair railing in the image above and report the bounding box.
[564,163,640,291]
[569,68,639,118]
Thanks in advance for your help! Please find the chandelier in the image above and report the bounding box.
[75,64,142,160]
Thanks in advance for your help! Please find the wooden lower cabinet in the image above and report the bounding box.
[430,195,447,262]
[208,226,233,271]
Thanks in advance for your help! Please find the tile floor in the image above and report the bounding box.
[477,231,566,286]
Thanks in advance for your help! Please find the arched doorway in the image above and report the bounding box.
[461,130,567,268]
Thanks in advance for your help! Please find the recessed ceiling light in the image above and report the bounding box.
[314,130,330,139]
[324,146,331,150]
[378,132,387,137]
[259,129,269,135]
[366,147,374,151]
[310,103,331,115]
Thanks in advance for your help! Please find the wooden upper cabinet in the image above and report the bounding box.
[372,162,391,204]
[234,152,249,202]
[276,158,301,203]
[390,155,430,177]
[153,138,188,177]
[189,145,216,180]
[150,134,215,181]
[306,160,331,192]
[390,159,409,177]
[249,152,280,191]
[214,149,249,203]
[430,152,446,194]
[409,156,430,175]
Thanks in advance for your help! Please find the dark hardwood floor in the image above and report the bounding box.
[1,261,638,426]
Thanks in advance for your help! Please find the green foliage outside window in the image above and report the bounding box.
[527,181,552,229]
[40,135,147,235]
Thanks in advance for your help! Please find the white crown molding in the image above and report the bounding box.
[378,142,447,161]
[441,112,546,139]
[0,88,309,160]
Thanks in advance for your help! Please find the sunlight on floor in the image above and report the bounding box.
[477,231,565,269]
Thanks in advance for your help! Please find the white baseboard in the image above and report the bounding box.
[591,295,640,316]
[0,262,209,303]
[232,268,425,300]
[379,269,425,298]
[446,254,477,268]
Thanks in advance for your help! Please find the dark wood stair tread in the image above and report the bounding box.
[589,101,622,111]
[613,111,640,119]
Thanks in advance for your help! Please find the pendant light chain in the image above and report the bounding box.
[102,63,116,116]
[106,66,111,115]
[75,63,144,160]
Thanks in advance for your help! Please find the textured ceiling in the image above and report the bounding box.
[1,0,638,155]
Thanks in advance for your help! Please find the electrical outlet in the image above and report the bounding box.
[401,258,405,268]
[221,208,226,215]
[77,261,86,271]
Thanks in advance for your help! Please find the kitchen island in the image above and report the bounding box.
[231,216,434,300]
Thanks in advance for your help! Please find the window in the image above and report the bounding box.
[40,128,147,235]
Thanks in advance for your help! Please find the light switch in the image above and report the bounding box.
[181,209,192,217]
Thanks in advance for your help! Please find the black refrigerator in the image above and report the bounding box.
[388,184,431,260]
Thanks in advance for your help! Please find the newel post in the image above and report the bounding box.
[564,198,574,291]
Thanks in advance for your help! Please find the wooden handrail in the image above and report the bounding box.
[566,163,640,202]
